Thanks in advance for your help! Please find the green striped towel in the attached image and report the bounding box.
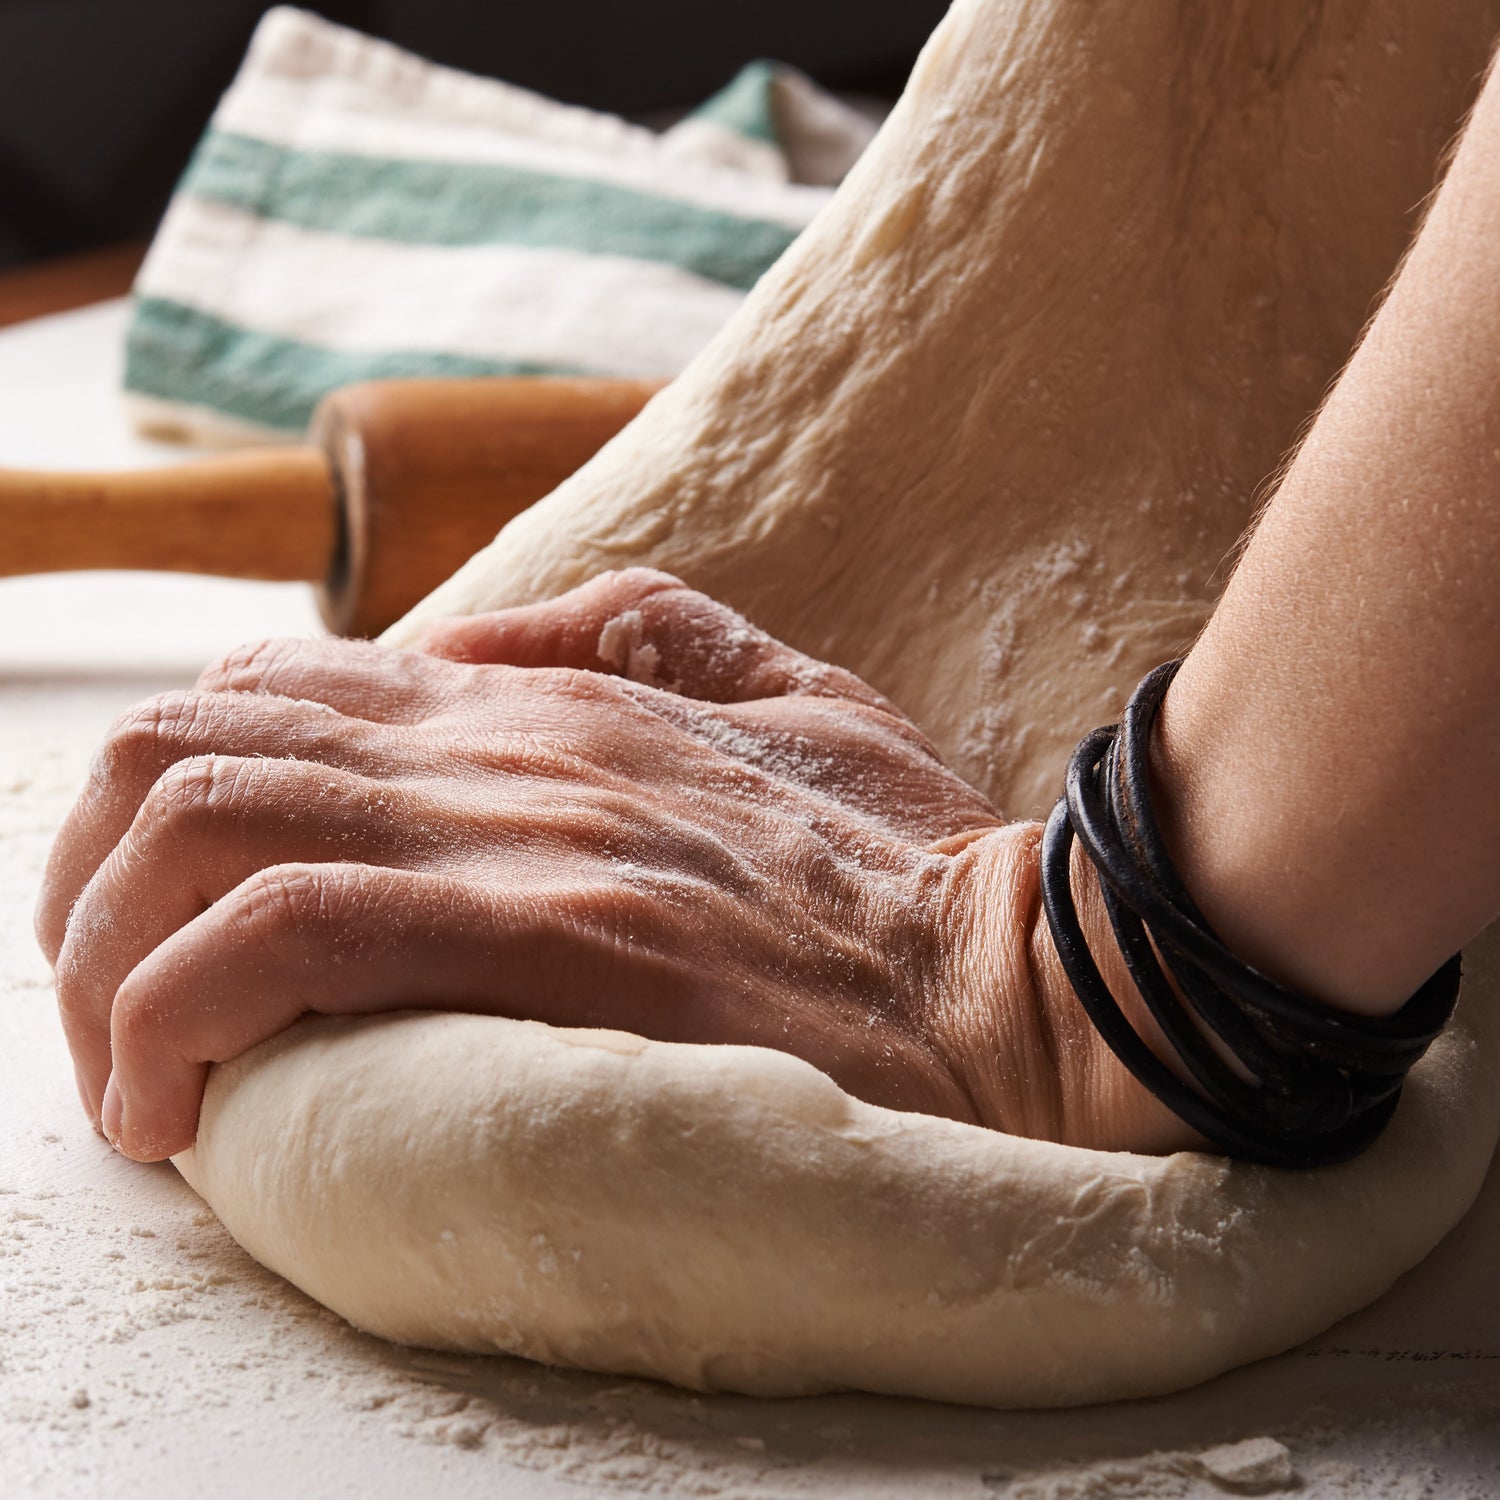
[124,6,879,446]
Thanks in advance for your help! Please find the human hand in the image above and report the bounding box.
[38,569,1193,1162]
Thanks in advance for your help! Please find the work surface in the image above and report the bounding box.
[3,304,1500,1499]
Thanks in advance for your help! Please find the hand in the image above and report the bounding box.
[38,569,1193,1162]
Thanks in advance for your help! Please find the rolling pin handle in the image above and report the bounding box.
[1,450,337,583]
[0,375,663,631]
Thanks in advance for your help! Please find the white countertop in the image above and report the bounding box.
[2,302,1497,1499]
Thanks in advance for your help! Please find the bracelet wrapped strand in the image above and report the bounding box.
[1039,659,1461,1168]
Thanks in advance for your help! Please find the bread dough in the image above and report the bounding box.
[175,934,1500,1408]
[175,0,1500,1405]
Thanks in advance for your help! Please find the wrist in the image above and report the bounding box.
[936,824,1203,1152]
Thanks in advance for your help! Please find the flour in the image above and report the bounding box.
[597,611,669,688]
[998,1439,1293,1498]
[1196,1438,1294,1492]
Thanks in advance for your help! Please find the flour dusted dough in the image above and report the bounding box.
[176,0,1500,1406]
[176,944,1500,1408]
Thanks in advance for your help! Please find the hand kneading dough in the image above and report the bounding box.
[177,929,1500,1408]
[175,0,1500,1406]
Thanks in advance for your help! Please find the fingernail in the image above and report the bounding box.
[100,1074,124,1150]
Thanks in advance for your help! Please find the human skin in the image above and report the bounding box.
[1153,45,1500,1017]
[36,7,1500,1161]
[36,570,1195,1162]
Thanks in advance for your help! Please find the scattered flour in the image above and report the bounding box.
[1196,1438,1294,1493]
[988,1437,1293,1499]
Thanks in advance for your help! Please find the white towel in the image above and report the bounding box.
[123,7,879,446]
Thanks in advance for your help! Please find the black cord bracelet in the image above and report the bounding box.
[1038,659,1461,1168]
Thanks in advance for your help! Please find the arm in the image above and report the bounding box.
[1153,54,1500,1015]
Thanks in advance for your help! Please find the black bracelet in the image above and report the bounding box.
[1038,659,1460,1168]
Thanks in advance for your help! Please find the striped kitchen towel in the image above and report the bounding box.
[124,6,880,446]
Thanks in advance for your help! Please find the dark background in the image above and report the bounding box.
[0,0,948,271]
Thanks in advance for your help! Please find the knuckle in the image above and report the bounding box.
[594,567,692,620]
[53,910,113,1038]
[641,582,753,656]
[602,881,660,934]
[806,664,887,707]
[602,565,684,598]
[231,863,338,952]
[195,636,297,693]
[241,861,324,921]
[544,666,633,708]
[110,972,177,1057]
[141,755,255,840]
[108,977,156,1049]
[99,693,210,777]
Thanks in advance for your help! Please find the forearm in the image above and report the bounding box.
[1154,52,1500,1013]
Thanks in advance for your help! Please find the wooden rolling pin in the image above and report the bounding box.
[4,377,665,637]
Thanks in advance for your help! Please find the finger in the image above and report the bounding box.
[415,568,680,666]
[102,862,701,1161]
[56,756,426,1122]
[37,691,399,964]
[419,567,894,711]
[195,635,461,725]
[416,569,685,673]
